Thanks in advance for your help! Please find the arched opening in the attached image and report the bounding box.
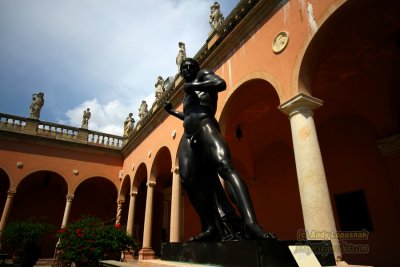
[150,146,172,256]
[0,168,10,215]
[119,175,131,228]
[219,78,301,239]
[299,0,400,265]
[133,163,148,249]
[10,171,67,257]
[69,177,117,222]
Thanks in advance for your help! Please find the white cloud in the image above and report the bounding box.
[62,91,156,136]
[0,0,239,130]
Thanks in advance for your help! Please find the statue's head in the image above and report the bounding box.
[180,58,199,82]
[211,2,220,10]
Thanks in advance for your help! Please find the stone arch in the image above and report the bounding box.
[69,176,118,222]
[220,71,283,121]
[133,163,148,194]
[150,146,172,181]
[118,174,131,227]
[10,170,68,257]
[149,146,173,255]
[71,173,116,194]
[132,163,148,247]
[217,77,297,237]
[219,77,290,183]
[0,168,10,216]
[120,174,131,198]
[292,0,349,95]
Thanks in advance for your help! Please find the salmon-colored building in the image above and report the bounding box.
[1,0,399,266]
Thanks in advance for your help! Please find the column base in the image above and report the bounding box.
[122,248,135,262]
[139,248,155,260]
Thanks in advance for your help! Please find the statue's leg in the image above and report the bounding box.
[178,137,220,241]
[198,122,276,240]
[207,171,245,240]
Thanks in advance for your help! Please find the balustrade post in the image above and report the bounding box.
[25,118,39,134]
[78,128,89,142]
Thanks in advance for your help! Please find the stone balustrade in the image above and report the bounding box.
[0,113,122,149]
[88,130,123,148]
[0,113,27,130]
[38,121,79,139]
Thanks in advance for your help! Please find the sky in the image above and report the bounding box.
[0,0,240,135]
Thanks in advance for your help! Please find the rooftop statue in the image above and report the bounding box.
[176,42,186,72]
[138,100,148,120]
[155,76,165,101]
[29,92,44,120]
[209,2,224,35]
[123,113,135,138]
[164,58,275,241]
[81,108,91,129]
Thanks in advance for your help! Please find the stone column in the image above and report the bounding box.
[0,190,16,245]
[115,199,124,225]
[139,180,156,260]
[61,194,74,228]
[126,191,137,236]
[169,167,181,242]
[279,93,341,262]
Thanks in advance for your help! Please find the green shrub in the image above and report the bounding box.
[2,218,54,252]
[56,216,138,267]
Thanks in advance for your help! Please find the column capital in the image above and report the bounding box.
[131,191,138,197]
[117,199,125,205]
[279,93,323,118]
[66,194,74,201]
[147,180,156,187]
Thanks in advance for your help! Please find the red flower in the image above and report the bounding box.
[114,223,121,229]
[76,229,84,237]
[58,228,67,233]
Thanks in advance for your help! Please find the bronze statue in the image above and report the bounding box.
[164,58,275,241]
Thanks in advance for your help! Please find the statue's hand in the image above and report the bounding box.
[163,101,172,112]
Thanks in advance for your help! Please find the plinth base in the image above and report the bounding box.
[161,240,335,267]
[139,248,155,260]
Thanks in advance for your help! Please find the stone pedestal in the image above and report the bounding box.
[25,118,39,134]
[122,248,135,263]
[139,248,155,261]
[78,128,89,142]
[161,240,335,267]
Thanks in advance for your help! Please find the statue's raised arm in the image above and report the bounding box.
[183,69,226,93]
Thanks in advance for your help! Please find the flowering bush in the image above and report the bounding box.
[1,218,55,266]
[56,216,137,267]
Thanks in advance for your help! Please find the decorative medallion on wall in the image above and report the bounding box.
[272,31,289,54]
